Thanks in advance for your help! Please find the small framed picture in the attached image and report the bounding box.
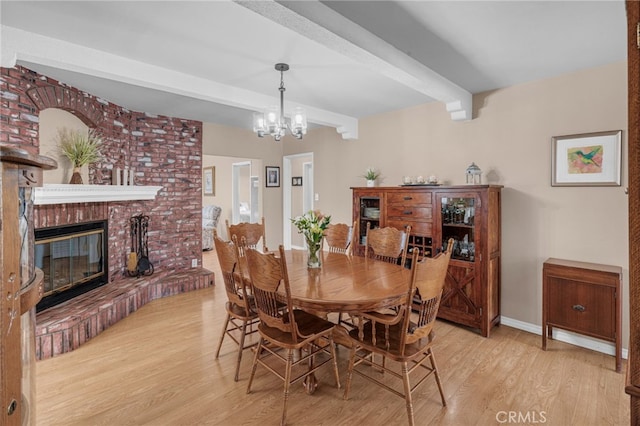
[266,166,280,187]
[551,130,622,186]
[203,166,215,196]
[292,176,303,186]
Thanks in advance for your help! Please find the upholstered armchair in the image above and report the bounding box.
[202,205,222,251]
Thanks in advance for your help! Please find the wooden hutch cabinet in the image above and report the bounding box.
[352,185,502,337]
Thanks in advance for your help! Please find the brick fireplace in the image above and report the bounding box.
[1,66,214,359]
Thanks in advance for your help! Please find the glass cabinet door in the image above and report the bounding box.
[439,195,477,262]
[358,196,381,245]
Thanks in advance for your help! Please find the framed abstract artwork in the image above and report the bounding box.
[266,166,280,187]
[551,130,622,186]
[203,166,215,195]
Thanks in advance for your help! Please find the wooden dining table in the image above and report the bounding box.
[281,249,412,314]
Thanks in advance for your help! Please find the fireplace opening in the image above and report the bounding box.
[35,220,108,312]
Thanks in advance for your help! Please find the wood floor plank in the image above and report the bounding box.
[35,250,630,425]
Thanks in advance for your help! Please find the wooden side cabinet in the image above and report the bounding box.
[542,258,622,372]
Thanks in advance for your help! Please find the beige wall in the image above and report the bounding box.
[283,61,629,347]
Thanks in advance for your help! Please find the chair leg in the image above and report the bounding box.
[401,362,415,426]
[281,349,294,426]
[234,319,249,381]
[343,345,358,400]
[246,339,262,394]
[429,349,447,406]
[215,313,231,358]
[303,344,318,394]
[327,336,341,388]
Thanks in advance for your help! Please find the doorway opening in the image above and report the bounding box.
[283,152,314,249]
[232,161,259,224]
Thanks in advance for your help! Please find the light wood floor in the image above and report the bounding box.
[36,250,630,425]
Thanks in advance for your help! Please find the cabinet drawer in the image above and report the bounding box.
[547,278,615,338]
[388,192,432,205]
[386,219,432,236]
[387,205,432,220]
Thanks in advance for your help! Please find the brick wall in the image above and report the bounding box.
[1,66,203,278]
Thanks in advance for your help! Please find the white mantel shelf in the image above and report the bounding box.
[34,184,163,205]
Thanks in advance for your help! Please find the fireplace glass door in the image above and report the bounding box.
[34,221,107,310]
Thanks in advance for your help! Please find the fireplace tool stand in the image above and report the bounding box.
[127,214,154,277]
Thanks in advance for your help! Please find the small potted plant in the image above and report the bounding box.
[362,167,380,187]
[56,127,103,184]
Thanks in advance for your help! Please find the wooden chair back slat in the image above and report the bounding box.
[364,222,411,266]
[245,246,296,339]
[404,238,453,345]
[323,222,355,254]
[213,233,251,313]
[226,217,266,254]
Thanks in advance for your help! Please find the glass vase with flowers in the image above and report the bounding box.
[291,210,331,268]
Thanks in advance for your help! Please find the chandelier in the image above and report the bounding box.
[253,63,307,141]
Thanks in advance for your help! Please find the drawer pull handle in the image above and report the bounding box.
[572,304,586,312]
[403,196,413,200]
[403,210,413,215]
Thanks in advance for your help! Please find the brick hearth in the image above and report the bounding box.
[36,268,213,360]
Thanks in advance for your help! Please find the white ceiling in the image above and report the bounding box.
[0,0,627,139]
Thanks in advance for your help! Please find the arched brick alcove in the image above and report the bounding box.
[26,85,105,128]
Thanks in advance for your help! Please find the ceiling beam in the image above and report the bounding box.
[235,0,472,121]
[0,25,359,139]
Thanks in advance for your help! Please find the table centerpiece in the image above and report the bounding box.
[291,210,331,268]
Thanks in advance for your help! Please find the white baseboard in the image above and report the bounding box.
[500,316,628,360]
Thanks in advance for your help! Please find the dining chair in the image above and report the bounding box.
[323,221,356,255]
[226,217,266,255]
[244,245,341,426]
[323,222,356,325]
[364,222,411,267]
[213,233,260,381]
[343,240,453,426]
